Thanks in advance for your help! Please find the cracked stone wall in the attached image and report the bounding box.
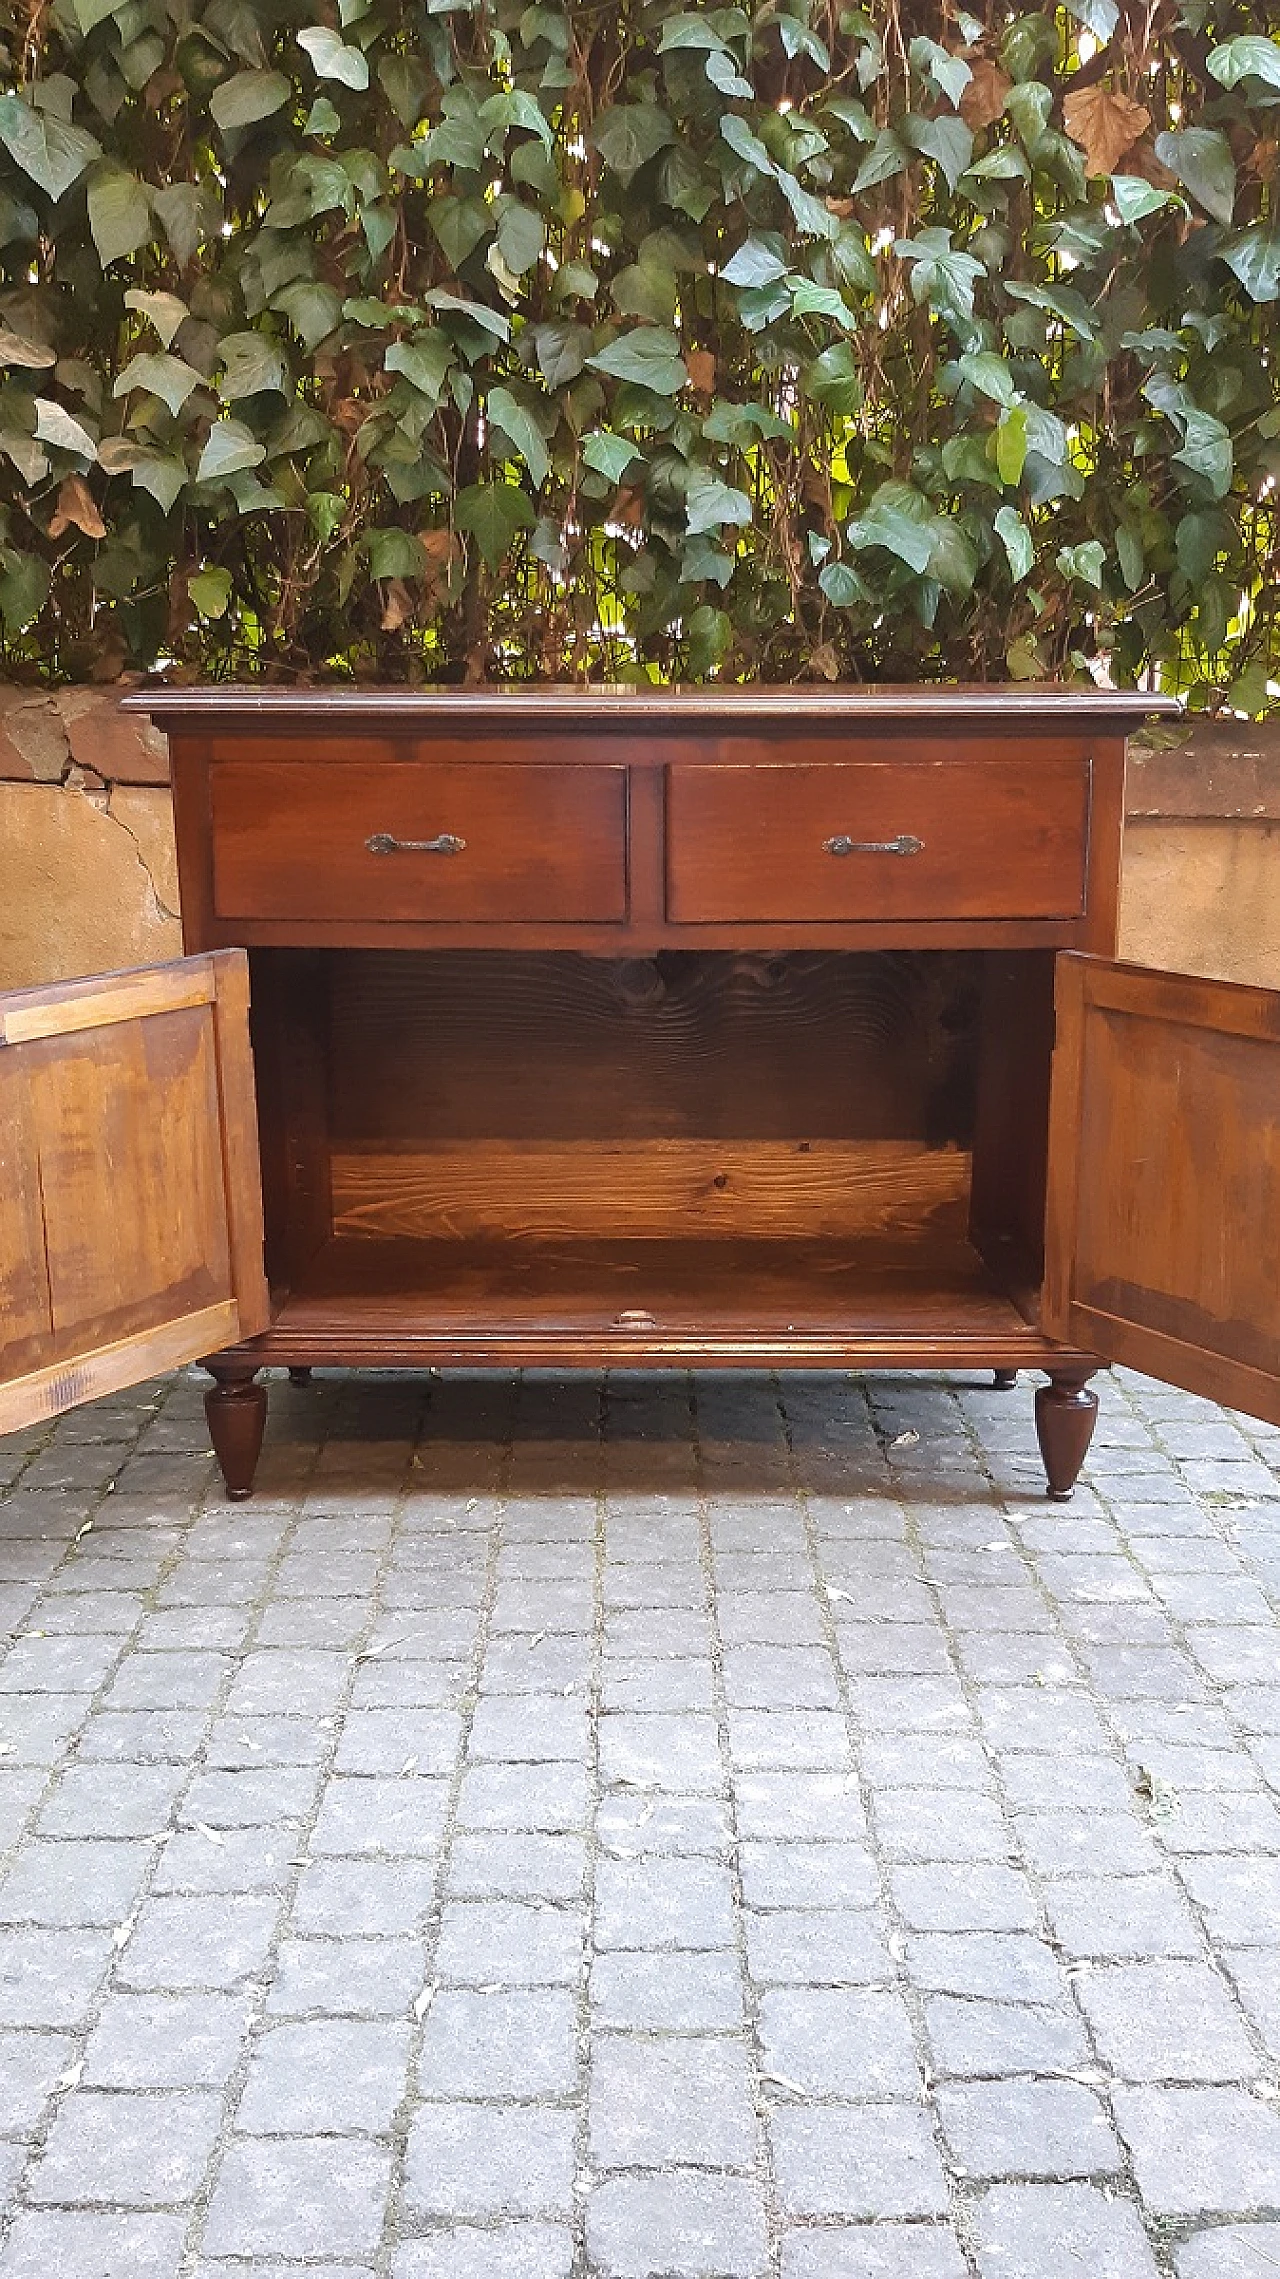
[0,690,179,990]
[0,695,1277,994]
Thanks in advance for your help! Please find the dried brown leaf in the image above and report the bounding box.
[961,60,1012,132]
[686,347,716,396]
[1063,85,1151,178]
[49,474,106,541]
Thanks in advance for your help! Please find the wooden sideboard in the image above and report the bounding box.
[3,687,1278,1502]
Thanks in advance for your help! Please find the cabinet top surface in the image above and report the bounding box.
[123,683,1178,729]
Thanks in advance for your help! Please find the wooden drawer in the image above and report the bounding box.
[665,752,1090,924]
[210,754,628,925]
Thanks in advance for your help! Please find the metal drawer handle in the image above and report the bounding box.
[366,831,467,856]
[824,832,924,858]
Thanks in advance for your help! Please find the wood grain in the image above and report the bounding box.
[125,685,1177,726]
[330,1139,972,1244]
[1043,954,1280,1423]
[666,753,1090,923]
[0,951,268,1434]
[210,753,628,925]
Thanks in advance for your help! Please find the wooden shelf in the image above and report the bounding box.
[250,1234,1067,1371]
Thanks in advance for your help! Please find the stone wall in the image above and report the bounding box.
[1,692,1277,992]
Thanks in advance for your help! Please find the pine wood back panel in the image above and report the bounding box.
[1044,956,1280,1423]
[666,749,1090,923]
[0,953,268,1432]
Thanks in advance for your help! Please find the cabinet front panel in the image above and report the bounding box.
[210,756,628,925]
[665,751,1090,923]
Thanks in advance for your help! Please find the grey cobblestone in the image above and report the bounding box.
[0,1360,1277,2270]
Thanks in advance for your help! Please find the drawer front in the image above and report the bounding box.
[666,755,1090,923]
[210,756,628,924]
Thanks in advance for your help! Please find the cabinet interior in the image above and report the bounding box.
[248,947,1056,1363]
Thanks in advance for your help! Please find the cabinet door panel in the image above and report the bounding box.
[0,952,268,1434]
[1044,955,1280,1424]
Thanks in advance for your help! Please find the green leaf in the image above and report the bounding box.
[805,340,862,413]
[958,351,1017,407]
[0,96,99,200]
[0,326,54,370]
[846,484,935,575]
[495,200,545,276]
[1056,538,1106,588]
[853,129,907,194]
[905,113,974,192]
[87,162,150,268]
[1173,408,1233,498]
[1220,228,1280,305]
[895,229,985,330]
[818,559,866,606]
[385,333,453,404]
[298,27,369,89]
[684,602,732,673]
[378,52,431,127]
[659,14,729,50]
[720,114,774,177]
[910,36,972,108]
[706,51,754,99]
[423,290,511,341]
[994,503,1033,580]
[210,69,291,133]
[1154,129,1235,228]
[592,105,675,184]
[587,328,689,396]
[274,281,342,350]
[197,420,267,482]
[773,168,838,242]
[112,351,203,417]
[124,290,189,349]
[1116,523,1143,592]
[720,236,789,289]
[685,470,753,535]
[0,550,49,629]
[429,195,492,272]
[188,565,233,618]
[456,479,536,568]
[778,14,830,67]
[788,279,857,330]
[363,526,426,578]
[487,384,549,488]
[996,406,1028,486]
[1110,174,1178,225]
[1207,35,1280,92]
[218,332,288,398]
[153,183,211,265]
[34,397,96,457]
[702,399,792,445]
[533,320,589,388]
[583,431,641,482]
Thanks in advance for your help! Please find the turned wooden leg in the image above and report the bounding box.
[288,1367,313,1386]
[1034,1369,1099,1500]
[203,1362,267,1500]
[992,1369,1018,1391]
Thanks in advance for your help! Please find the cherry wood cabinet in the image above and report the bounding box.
[4,686,1276,1503]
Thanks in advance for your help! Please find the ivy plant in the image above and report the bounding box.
[0,0,1277,699]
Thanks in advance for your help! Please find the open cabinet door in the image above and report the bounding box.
[1044,955,1280,1426]
[0,952,268,1435]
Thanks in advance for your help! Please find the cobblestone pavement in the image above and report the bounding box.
[1,1364,1280,2277]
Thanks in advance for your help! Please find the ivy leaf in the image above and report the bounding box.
[587,328,689,396]
[685,470,753,534]
[385,334,453,404]
[910,37,973,109]
[533,320,589,387]
[958,351,1017,407]
[659,15,729,50]
[124,289,188,348]
[1154,128,1236,227]
[905,114,974,192]
[719,114,773,176]
[702,399,792,445]
[1207,35,1280,93]
[994,503,1033,580]
[218,332,288,398]
[720,236,789,289]
[0,95,99,200]
[188,565,233,618]
[706,51,754,100]
[996,406,1028,486]
[788,279,857,329]
[853,129,908,193]
[363,526,426,578]
[846,485,935,575]
[487,384,550,488]
[197,420,267,482]
[298,27,369,90]
[456,479,536,568]
[112,351,203,416]
[87,162,150,267]
[34,397,96,457]
[99,436,187,511]
[1057,538,1106,587]
[378,52,431,127]
[210,70,291,134]
[423,290,511,341]
[495,200,545,275]
[1173,408,1233,498]
[0,327,56,369]
[777,16,830,68]
[274,281,342,349]
[818,559,867,606]
[895,229,985,329]
[592,105,675,184]
[583,431,641,482]
[0,550,50,629]
[1219,228,1280,305]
